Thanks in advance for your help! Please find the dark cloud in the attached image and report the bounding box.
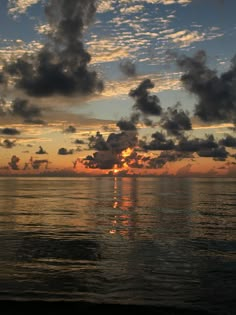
[159,150,193,163]
[72,158,80,168]
[3,0,103,98]
[29,157,49,169]
[0,72,5,84]
[117,79,163,129]
[143,131,175,151]
[129,79,162,116]
[148,156,167,169]
[107,131,138,154]
[1,97,45,124]
[11,98,43,123]
[85,148,144,170]
[82,82,193,171]
[219,134,236,148]
[142,117,154,127]
[177,50,236,122]
[0,128,20,135]
[119,60,136,77]
[8,155,20,170]
[88,130,138,155]
[58,147,74,155]
[24,118,46,125]
[88,132,110,151]
[87,80,162,165]
[161,103,192,137]
[148,151,192,169]
[102,125,115,133]
[117,119,137,131]
[74,139,85,144]
[64,125,77,133]
[83,130,138,169]
[177,134,229,160]
[0,139,16,149]
[177,134,218,152]
[83,151,118,169]
[0,99,7,116]
[197,146,229,161]
[36,146,47,154]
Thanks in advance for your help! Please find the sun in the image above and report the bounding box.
[113,168,120,174]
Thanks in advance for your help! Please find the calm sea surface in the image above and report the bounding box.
[0,177,235,314]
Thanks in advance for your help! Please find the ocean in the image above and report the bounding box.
[0,176,235,314]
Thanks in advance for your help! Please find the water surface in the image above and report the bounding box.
[0,177,235,314]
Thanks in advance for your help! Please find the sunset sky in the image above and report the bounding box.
[0,0,236,176]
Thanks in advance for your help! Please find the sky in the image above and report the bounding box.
[0,0,236,176]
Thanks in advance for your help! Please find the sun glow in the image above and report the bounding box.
[110,147,135,175]
[113,165,120,174]
[121,147,133,158]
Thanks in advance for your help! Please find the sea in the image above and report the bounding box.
[0,176,235,314]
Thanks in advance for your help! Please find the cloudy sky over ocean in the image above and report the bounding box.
[0,0,236,176]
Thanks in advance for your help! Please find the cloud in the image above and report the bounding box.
[148,150,192,169]
[3,0,103,98]
[177,50,236,123]
[87,38,130,64]
[197,146,229,161]
[8,0,40,15]
[0,139,16,148]
[143,131,175,150]
[119,0,191,5]
[114,79,164,129]
[83,129,138,169]
[58,147,74,155]
[8,155,20,170]
[160,102,192,136]
[64,125,77,133]
[0,40,43,64]
[166,30,205,47]
[35,24,52,35]
[219,134,236,148]
[102,73,181,98]
[74,139,85,145]
[177,134,218,152]
[120,5,144,14]
[176,134,229,161]
[117,119,137,131]
[88,131,110,151]
[129,79,162,116]
[97,0,114,13]
[0,127,20,135]
[10,98,44,123]
[119,59,137,77]
[29,157,49,169]
[159,0,191,4]
[35,145,47,154]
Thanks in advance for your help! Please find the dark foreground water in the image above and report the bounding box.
[0,177,235,314]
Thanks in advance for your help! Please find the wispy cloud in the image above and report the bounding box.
[120,5,144,14]
[118,0,191,4]
[166,30,205,47]
[97,0,114,13]
[102,73,182,98]
[0,39,43,64]
[8,0,41,15]
[87,38,130,63]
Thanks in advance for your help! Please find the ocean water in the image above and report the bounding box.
[0,176,235,314]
